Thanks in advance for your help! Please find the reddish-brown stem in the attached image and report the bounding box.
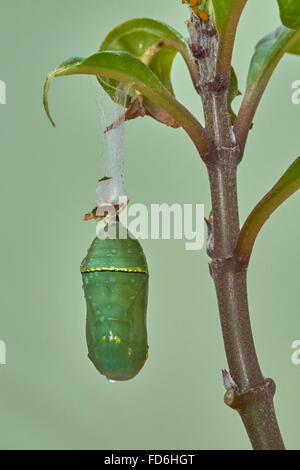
[188,15,285,449]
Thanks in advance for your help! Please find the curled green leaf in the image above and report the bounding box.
[43,51,211,157]
[97,18,199,127]
[277,0,300,30]
[99,18,197,88]
[235,157,300,266]
[43,57,83,127]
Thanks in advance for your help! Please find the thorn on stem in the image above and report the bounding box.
[222,369,238,391]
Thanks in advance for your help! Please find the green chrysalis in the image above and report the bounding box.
[81,222,149,381]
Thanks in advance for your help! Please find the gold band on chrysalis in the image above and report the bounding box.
[81,267,148,274]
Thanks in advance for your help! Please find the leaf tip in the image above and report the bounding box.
[43,58,83,128]
[43,70,57,128]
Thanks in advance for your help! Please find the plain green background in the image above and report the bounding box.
[0,0,299,450]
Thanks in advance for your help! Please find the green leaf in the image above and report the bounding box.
[99,18,195,89]
[228,67,238,103]
[288,42,300,55]
[247,26,296,86]
[234,26,300,149]
[43,51,211,156]
[97,18,199,126]
[228,66,240,124]
[287,36,300,55]
[235,157,300,266]
[277,0,300,30]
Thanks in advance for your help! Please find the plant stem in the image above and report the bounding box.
[188,14,285,450]
[207,148,285,449]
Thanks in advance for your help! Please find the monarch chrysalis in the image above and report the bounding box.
[80,84,149,381]
[81,222,149,381]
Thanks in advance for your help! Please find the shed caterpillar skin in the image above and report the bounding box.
[81,222,149,381]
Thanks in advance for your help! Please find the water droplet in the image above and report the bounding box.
[108,379,116,383]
